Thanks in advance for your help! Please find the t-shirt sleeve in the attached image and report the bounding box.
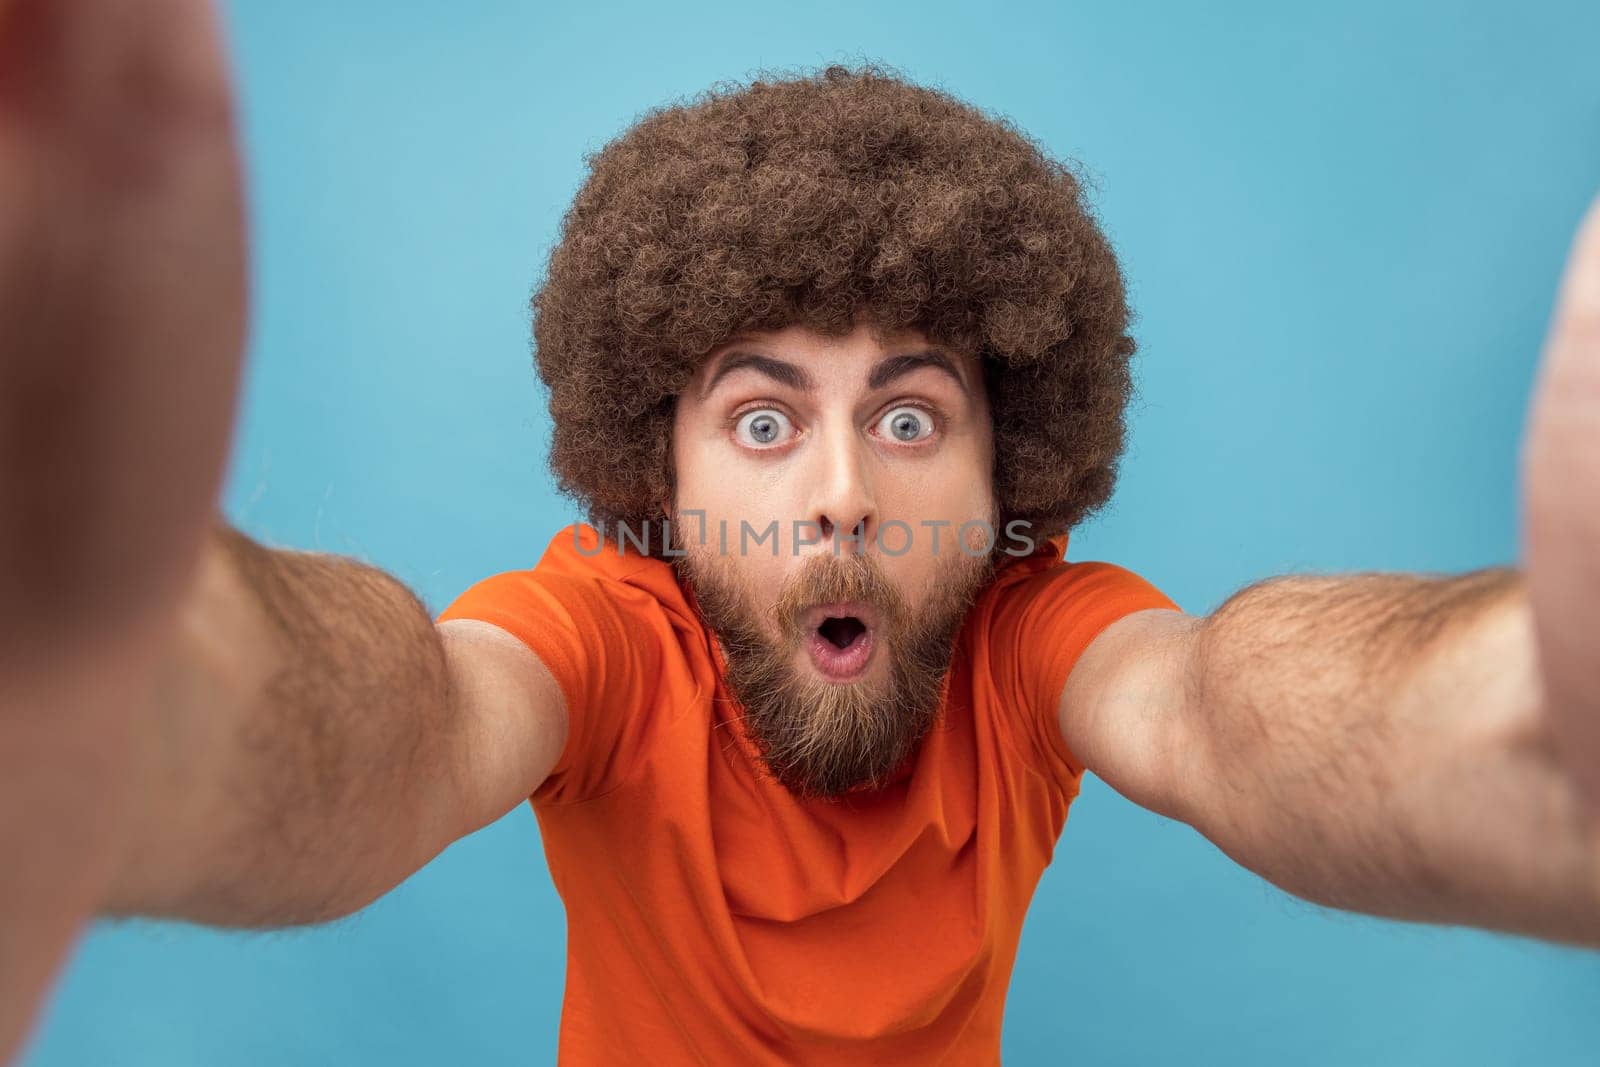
[988,559,1181,785]
[435,568,663,804]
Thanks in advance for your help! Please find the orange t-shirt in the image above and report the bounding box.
[436,523,1179,1064]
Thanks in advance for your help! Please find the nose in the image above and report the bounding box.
[801,421,877,556]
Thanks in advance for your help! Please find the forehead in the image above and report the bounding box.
[690,321,982,396]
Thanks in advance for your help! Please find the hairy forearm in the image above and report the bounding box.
[1183,566,1600,946]
[105,524,461,927]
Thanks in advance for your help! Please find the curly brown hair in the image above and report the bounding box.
[532,62,1138,551]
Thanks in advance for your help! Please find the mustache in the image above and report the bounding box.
[772,553,909,641]
[674,540,999,797]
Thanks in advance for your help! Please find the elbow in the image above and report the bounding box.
[102,854,403,930]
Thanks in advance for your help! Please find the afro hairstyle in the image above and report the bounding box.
[532,62,1140,552]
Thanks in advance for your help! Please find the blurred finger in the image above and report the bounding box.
[1521,192,1600,808]
[0,0,247,651]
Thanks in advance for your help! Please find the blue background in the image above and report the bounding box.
[22,1,1600,1063]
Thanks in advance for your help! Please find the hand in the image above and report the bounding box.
[1521,194,1600,812]
[0,1,246,1060]
[0,0,247,664]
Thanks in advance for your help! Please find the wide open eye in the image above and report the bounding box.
[877,405,934,443]
[734,408,795,447]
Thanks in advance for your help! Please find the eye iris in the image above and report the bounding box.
[749,414,778,443]
[891,412,922,441]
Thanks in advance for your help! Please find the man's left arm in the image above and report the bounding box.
[1067,571,1598,948]
[1061,195,1600,948]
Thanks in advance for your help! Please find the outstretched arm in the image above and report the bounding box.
[1069,573,1597,946]
[1061,197,1600,947]
[0,2,565,1058]
[0,0,249,1056]
[106,522,567,927]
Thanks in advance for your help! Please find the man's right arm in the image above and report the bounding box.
[103,522,568,927]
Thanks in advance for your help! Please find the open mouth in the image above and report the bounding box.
[818,615,867,650]
[804,604,877,681]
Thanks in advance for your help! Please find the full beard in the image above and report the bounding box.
[673,538,995,800]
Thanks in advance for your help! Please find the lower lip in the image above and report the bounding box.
[806,629,875,681]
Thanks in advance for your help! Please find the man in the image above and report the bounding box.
[1,1,1596,1064]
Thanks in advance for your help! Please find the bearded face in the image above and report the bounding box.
[674,530,995,799]
[668,318,1003,798]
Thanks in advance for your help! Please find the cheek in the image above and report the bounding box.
[676,469,788,535]
[670,415,713,504]
[689,544,791,639]
[673,435,799,532]
[877,450,996,525]
[870,455,995,581]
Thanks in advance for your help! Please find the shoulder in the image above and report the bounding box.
[435,524,704,805]
[437,523,694,632]
[977,540,1180,649]
[1055,603,1200,817]
[434,523,698,712]
[966,538,1187,782]
[1060,603,1197,723]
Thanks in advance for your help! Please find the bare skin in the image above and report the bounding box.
[670,321,998,638]
[1055,203,1600,945]
[1,0,1597,1062]
[0,0,245,1056]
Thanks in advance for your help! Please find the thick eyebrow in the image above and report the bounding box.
[700,353,814,400]
[867,349,972,395]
